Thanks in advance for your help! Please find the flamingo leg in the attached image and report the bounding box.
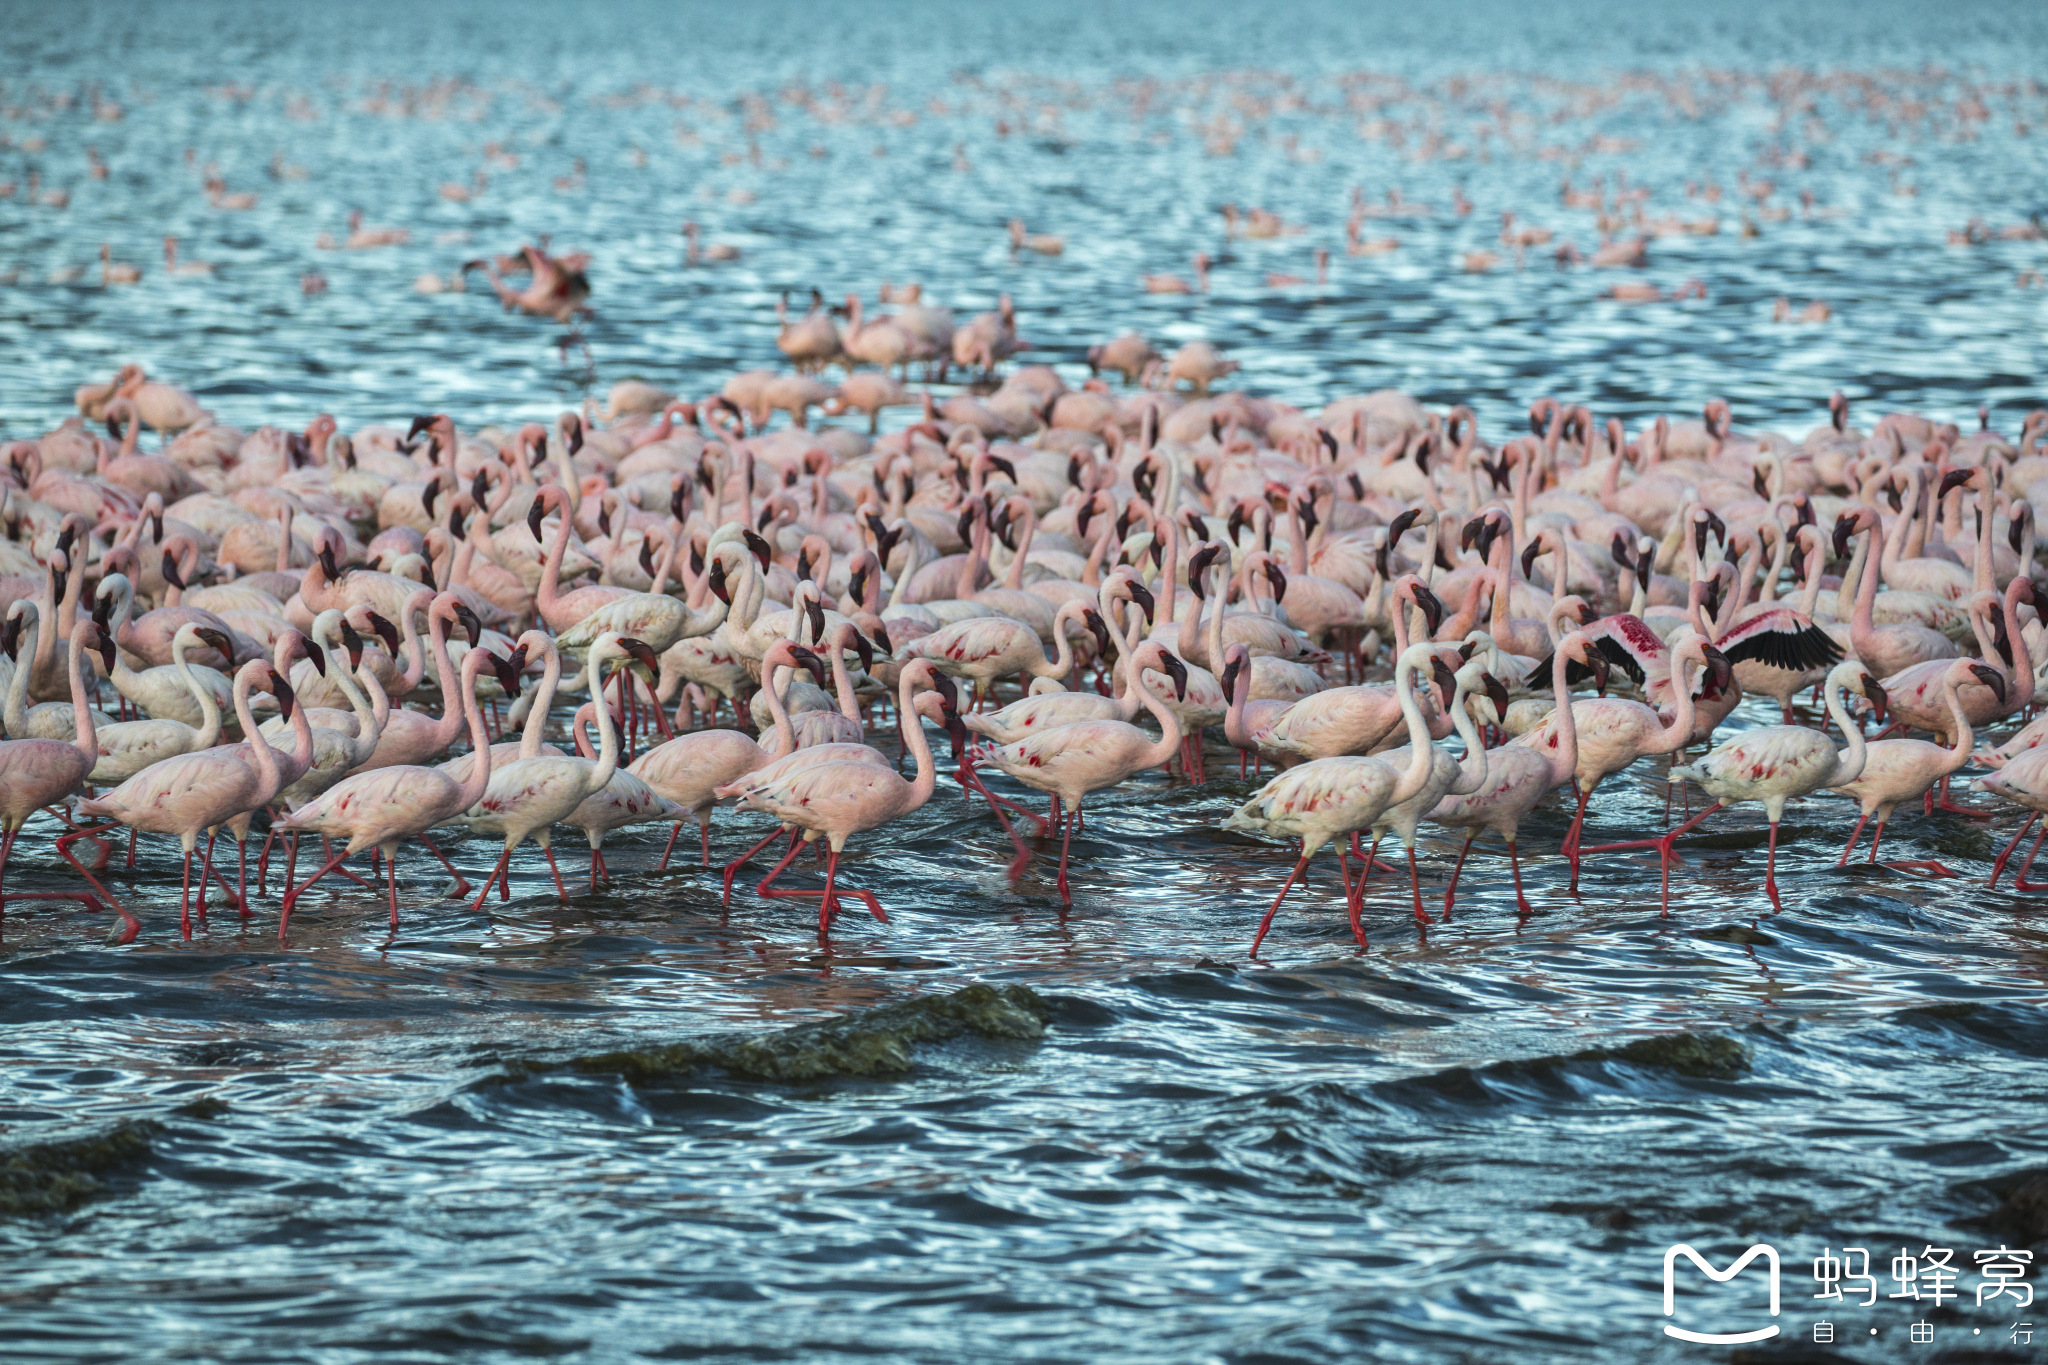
[321,835,376,889]
[1837,811,1871,866]
[816,847,841,936]
[1988,814,2040,889]
[281,846,353,934]
[1055,801,1076,906]
[1763,819,1783,910]
[180,849,193,940]
[468,846,513,916]
[660,821,685,870]
[2014,823,2048,892]
[723,826,792,904]
[1250,849,1309,957]
[1441,831,1475,922]
[1405,844,1426,926]
[0,827,107,930]
[418,834,470,895]
[256,827,278,893]
[542,845,567,899]
[1934,774,1991,819]
[55,823,134,939]
[1561,785,1592,892]
[195,831,218,921]
[125,824,136,869]
[386,847,401,928]
[1507,834,1534,916]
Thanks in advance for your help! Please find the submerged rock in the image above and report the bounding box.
[1570,1033,1752,1081]
[505,983,1053,1085]
[0,1119,160,1218]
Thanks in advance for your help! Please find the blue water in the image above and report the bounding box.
[3,2,2048,1361]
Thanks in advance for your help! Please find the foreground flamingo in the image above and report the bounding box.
[1832,658,2002,876]
[0,621,108,936]
[1976,748,2048,890]
[275,643,499,934]
[1224,642,1444,955]
[1592,659,1884,909]
[728,659,954,937]
[62,658,297,939]
[969,641,1190,905]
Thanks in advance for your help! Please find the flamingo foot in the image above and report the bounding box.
[1884,859,1960,879]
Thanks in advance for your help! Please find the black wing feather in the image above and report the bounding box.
[1720,621,1842,673]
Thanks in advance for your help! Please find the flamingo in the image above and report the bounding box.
[1598,659,1884,909]
[1833,658,2003,877]
[1975,748,2048,890]
[727,659,955,938]
[275,642,501,933]
[87,622,231,785]
[1224,643,1449,954]
[966,642,1190,905]
[61,657,303,938]
[559,701,687,889]
[1427,631,1611,916]
[0,621,109,936]
[460,632,656,906]
[1833,506,1959,677]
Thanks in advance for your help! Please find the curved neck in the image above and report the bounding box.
[1546,647,1578,783]
[6,609,35,733]
[758,654,798,758]
[65,629,98,761]
[1938,672,1976,770]
[1388,654,1436,803]
[1821,672,1868,784]
[1445,681,1490,796]
[173,630,223,747]
[1131,660,1184,767]
[1002,505,1035,590]
[520,642,564,760]
[352,665,389,765]
[1853,524,1881,631]
[1795,535,1828,617]
[449,651,495,812]
[583,650,620,790]
[830,639,860,719]
[231,669,274,790]
[425,611,467,750]
[1644,650,1701,755]
[536,498,571,614]
[896,670,939,810]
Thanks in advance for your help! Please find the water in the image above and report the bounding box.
[4,1,2048,1360]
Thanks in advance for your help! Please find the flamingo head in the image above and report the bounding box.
[1519,538,1546,580]
[1261,558,1287,602]
[616,637,661,675]
[268,666,297,720]
[1219,645,1246,701]
[339,618,365,668]
[1123,576,1157,626]
[1149,646,1189,702]
[196,628,234,661]
[1971,663,2009,708]
[490,645,525,695]
[79,622,116,678]
[1084,609,1116,665]
[742,528,772,573]
[0,613,18,662]
[1186,543,1223,599]
[1479,670,1510,720]
[705,557,730,604]
[362,610,399,656]
[1858,670,1887,723]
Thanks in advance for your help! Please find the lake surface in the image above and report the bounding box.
[3,2,2048,1361]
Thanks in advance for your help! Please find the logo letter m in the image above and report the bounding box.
[1663,1243,1781,1344]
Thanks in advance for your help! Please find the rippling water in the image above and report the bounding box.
[5,2,2048,1361]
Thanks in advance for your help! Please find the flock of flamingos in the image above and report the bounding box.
[1,343,2044,953]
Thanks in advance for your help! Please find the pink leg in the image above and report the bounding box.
[723,826,791,904]
[1763,819,1783,909]
[817,847,840,937]
[281,846,353,935]
[1837,811,1871,866]
[195,831,218,921]
[386,848,401,928]
[660,821,685,870]
[1507,836,1534,916]
[1989,814,2040,888]
[469,846,514,915]
[1561,785,1592,893]
[1934,773,1991,819]
[2014,824,2048,892]
[542,845,567,899]
[1250,848,1309,957]
[1406,844,1427,926]
[55,823,135,939]
[418,834,470,895]
[0,827,108,931]
[1441,831,1475,922]
[1055,800,1077,906]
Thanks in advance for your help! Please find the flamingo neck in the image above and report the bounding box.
[173,630,223,748]
[65,629,98,762]
[1821,670,1868,784]
[1547,648,1578,784]
[583,647,621,791]
[1388,653,1436,804]
[449,651,496,815]
[520,643,564,760]
[1938,672,1976,772]
[1133,659,1183,769]
[425,612,467,751]
[759,654,798,759]
[1444,680,1490,797]
[897,670,939,811]
[1003,506,1035,591]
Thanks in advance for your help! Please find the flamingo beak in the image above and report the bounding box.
[849,566,868,605]
[853,632,874,673]
[1939,468,1973,498]
[991,455,1016,482]
[1832,515,1854,559]
[743,529,772,572]
[92,628,115,677]
[471,468,491,508]
[526,497,546,541]
[706,559,730,604]
[52,568,66,606]
[319,544,340,580]
[1414,584,1446,636]
[1,617,18,662]
[303,638,327,676]
[1862,673,1887,723]
[1085,609,1115,663]
[453,602,483,647]
[1431,656,1458,704]
[1588,650,1611,696]
[405,414,434,443]
[596,503,611,537]
[788,645,828,687]
[1483,672,1510,718]
[931,671,960,712]
[621,638,660,673]
[955,504,977,545]
[270,668,297,719]
[1161,650,1189,701]
[1128,581,1156,624]
[804,596,826,644]
[1520,540,1541,579]
[640,537,657,577]
[1220,655,1242,698]
[198,629,233,658]
[421,479,440,521]
[368,612,398,654]
[1972,663,2008,707]
[1264,562,1287,601]
[340,621,365,667]
[1387,507,1422,545]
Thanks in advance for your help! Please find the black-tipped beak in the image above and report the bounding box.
[1,617,18,662]
[368,612,398,654]
[1085,609,1113,662]
[931,671,960,713]
[421,479,441,520]
[1520,540,1541,579]
[639,537,657,578]
[849,566,868,605]
[1220,655,1242,698]
[1263,562,1287,601]
[670,485,688,522]
[853,632,873,673]
[319,544,340,581]
[454,602,483,647]
[1387,507,1421,544]
[707,559,730,604]
[804,596,826,644]
[471,468,490,508]
[1862,673,1887,723]
[270,668,297,719]
[1939,468,1974,498]
[52,568,66,605]
[303,638,327,676]
[340,620,365,667]
[92,629,115,677]
[491,651,523,695]
[1431,656,1458,703]
[198,628,233,658]
[743,529,772,571]
[788,644,828,687]
[1972,663,2009,706]
[1483,673,1510,717]
[1460,519,1482,552]
[1831,516,1854,560]
[1414,584,1446,636]
[955,504,977,546]
[596,503,611,537]
[1161,650,1188,701]
[991,455,1017,482]
[1610,530,1633,568]
[1589,651,1611,696]
[526,497,546,542]
[1128,581,1156,624]
[406,415,435,442]
[621,638,660,673]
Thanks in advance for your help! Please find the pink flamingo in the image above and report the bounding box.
[967,642,1190,904]
[275,643,501,933]
[1833,658,2002,876]
[1976,748,2048,890]
[1427,630,1611,917]
[61,657,303,938]
[0,621,110,936]
[1224,643,1447,955]
[728,659,955,937]
[1597,660,1883,909]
